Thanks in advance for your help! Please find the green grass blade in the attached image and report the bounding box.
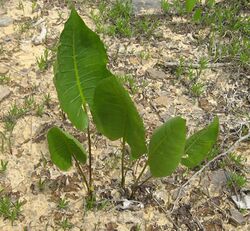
[186,0,197,12]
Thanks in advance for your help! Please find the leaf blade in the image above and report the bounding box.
[148,117,186,177]
[54,9,111,130]
[181,117,219,168]
[93,76,147,159]
[47,126,87,171]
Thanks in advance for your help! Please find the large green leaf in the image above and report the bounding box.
[186,0,197,12]
[54,9,111,130]
[148,117,186,177]
[47,126,87,171]
[182,117,219,168]
[93,76,147,159]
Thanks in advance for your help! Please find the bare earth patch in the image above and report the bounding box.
[0,0,249,230]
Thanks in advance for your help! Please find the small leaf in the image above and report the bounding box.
[47,126,87,171]
[93,76,147,159]
[148,117,186,177]
[186,0,197,13]
[182,117,219,168]
[54,9,111,130]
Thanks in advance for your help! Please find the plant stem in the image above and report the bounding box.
[87,124,94,198]
[83,104,94,198]
[133,161,148,187]
[121,137,126,188]
[130,160,148,197]
[137,175,152,188]
[72,154,90,193]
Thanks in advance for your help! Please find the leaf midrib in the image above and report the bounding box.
[72,31,86,107]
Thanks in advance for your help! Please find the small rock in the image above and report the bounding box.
[0,65,9,75]
[232,191,250,209]
[0,17,13,27]
[132,0,162,16]
[154,95,168,107]
[32,24,47,45]
[0,85,11,102]
[201,169,228,196]
[146,68,166,79]
[230,208,246,225]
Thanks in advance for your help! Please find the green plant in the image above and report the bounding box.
[190,82,204,97]
[38,178,46,192]
[135,17,159,38]
[3,103,27,131]
[47,9,220,201]
[227,172,247,189]
[35,103,44,117]
[0,160,8,173]
[0,196,23,225]
[58,218,73,230]
[58,198,69,210]
[117,74,138,94]
[161,0,171,13]
[17,0,24,11]
[0,75,10,84]
[36,49,49,72]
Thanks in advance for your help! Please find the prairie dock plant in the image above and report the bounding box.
[47,9,219,202]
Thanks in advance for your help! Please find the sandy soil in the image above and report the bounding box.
[0,0,249,230]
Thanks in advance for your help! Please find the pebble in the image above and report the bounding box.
[0,85,11,102]
[132,0,162,16]
[154,95,168,107]
[230,208,246,225]
[0,16,13,27]
[0,65,9,75]
[146,68,166,79]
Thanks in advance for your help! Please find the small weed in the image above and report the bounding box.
[84,195,97,211]
[58,218,73,230]
[139,49,151,60]
[228,153,246,167]
[38,178,46,192]
[133,224,142,231]
[3,103,28,131]
[17,21,32,34]
[118,74,138,94]
[24,96,35,110]
[17,0,24,11]
[91,0,160,37]
[0,160,8,173]
[43,93,51,107]
[161,0,171,13]
[36,49,49,72]
[227,172,247,189]
[0,196,23,225]
[35,104,44,117]
[135,17,159,38]
[175,57,185,78]
[31,0,38,13]
[190,82,204,97]
[0,75,10,84]
[58,198,69,210]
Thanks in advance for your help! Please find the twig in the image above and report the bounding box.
[171,132,250,213]
[145,188,180,230]
[160,61,232,69]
